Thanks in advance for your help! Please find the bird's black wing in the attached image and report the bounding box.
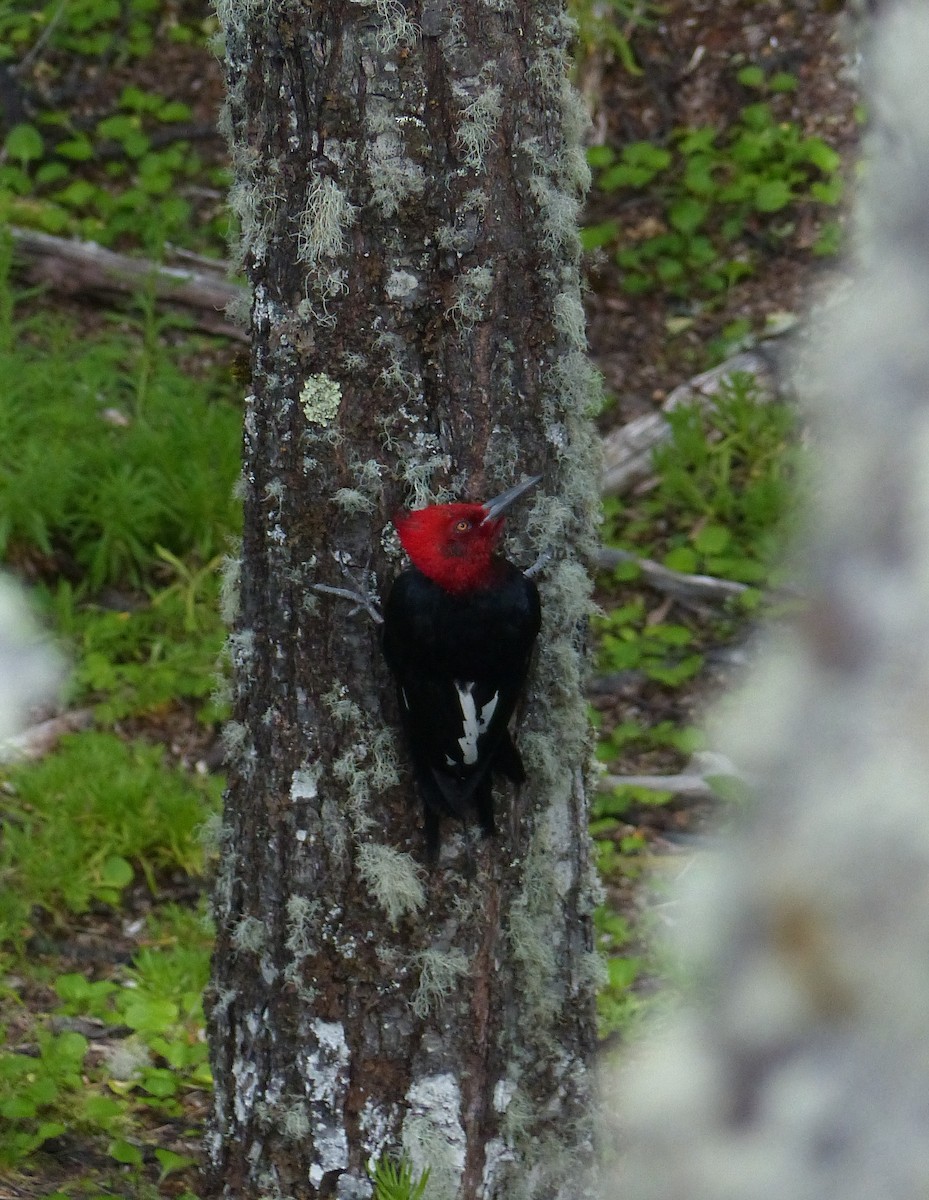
[382,564,540,850]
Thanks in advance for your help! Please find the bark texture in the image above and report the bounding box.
[206,3,601,1199]
[609,5,929,1198]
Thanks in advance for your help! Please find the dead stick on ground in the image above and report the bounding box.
[8,225,247,341]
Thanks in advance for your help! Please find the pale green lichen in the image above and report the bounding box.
[297,176,356,265]
[410,948,470,1018]
[285,895,320,957]
[301,373,342,425]
[367,126,427,218]
[350,0,419,52]
[357,843,426,926]
[332,487,375,514]
[232,915,269,954]
[447,264,494,327]
[552,290,588,349]
[455,80,502,170]
[219,552,241,625]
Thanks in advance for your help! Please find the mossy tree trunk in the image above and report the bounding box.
[206,3,602,1198]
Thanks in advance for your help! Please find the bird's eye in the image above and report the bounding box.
[455,519,471,532]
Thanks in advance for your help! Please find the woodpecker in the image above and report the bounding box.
[382,475,542,859]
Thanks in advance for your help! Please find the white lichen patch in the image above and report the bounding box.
[356,842,426,925]
[301,373,342,425]
[305,1019,351,1105]
[386,269,419,299]
[359,1097,394,1168]
[402,1073,466,1200]
[291,762,323,802]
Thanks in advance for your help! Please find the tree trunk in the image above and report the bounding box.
[206,3,601,1199]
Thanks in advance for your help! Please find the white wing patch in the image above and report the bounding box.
[454,680,499,765]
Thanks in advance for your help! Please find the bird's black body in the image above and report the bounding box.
[382,559,541,858]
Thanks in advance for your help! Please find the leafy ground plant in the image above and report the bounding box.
[0,904,211,1179]
[584,68,843,298]
[0,0,228,253]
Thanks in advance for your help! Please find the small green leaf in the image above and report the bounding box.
[801,137,841,173]
[84,1094,124,1126]
[693,524,731,555]
[120,995,179,1034]
[99,855,134,888]
[155,1147,196,1179]
[606,956,642,989]
[736,65,765,89]
[586,144,615,169]
[753,178,793,212]
[810,177,843,205]
[579,220,618,252]
[108,1137,144,1166]
[663,546,698,573]
[1,1096,38,1119]
[140,1067,179,1098]
[769,71,798,92]
[5,122,44,165]
[668,197,708,235]
[55,136,94,161]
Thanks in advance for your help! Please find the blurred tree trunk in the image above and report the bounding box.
[206,3,601,1198]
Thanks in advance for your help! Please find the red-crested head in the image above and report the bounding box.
[393,475,541,594]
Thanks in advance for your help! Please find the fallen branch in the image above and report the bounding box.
[596,545,750,604]
[599,752,747,801]
[0,707,94,763]
[8,225,247,341]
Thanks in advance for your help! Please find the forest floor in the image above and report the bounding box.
[0,0,860,1195]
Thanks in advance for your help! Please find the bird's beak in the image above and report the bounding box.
[480,474,542,524]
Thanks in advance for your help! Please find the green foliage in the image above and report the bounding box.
[0,0,227,251]
[0,905,212,1170]
[0,733,221,949]
[40,578,227,723]
[0,259,242,588]
[370,1157,432,1200]
[603,372,798,584]
[0,1027,87,1165]
[584,69,843,297]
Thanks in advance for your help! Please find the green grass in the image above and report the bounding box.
[0,243,242,589]
[0,732,221,950]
